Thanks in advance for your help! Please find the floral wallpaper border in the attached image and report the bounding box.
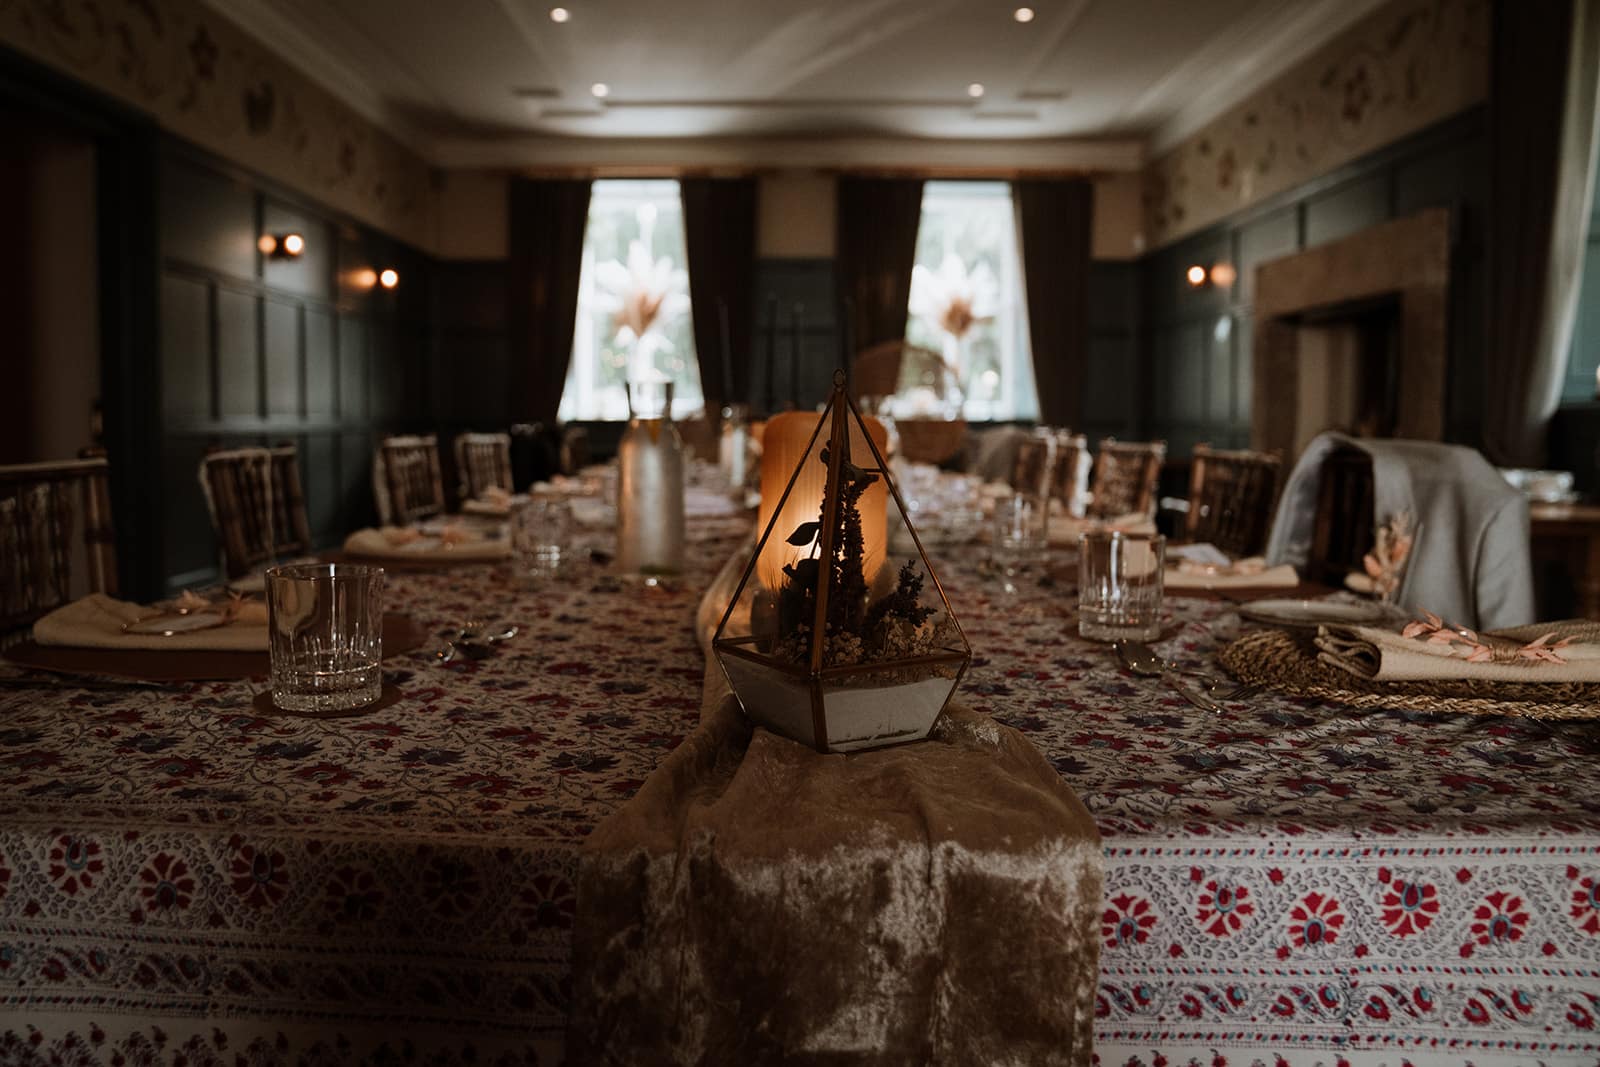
[1143,0,1489,249]
[0,0,434,249]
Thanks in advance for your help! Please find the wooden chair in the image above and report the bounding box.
[849,340,906,403]
[1184,444,1284,558]
[676,414,720,463]
[895,419,968,466]
[560,426,590,477]
[1307,446,1376,588]
[453,432,513,501]
[198,444,313,580]
[1047,431,1091,517]
[0,450,117,637]
[375,434,446,526]
[1008,430,1055,498]
[1089,439,1166,519]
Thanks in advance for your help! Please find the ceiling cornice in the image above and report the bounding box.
[1142,0,1391,157]
[200,0,431,155]
[427,134,1143,174]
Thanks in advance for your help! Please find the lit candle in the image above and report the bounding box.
[756,410,889,595]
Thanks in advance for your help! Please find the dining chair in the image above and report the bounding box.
[374,434,446,525]
[1306,445,1376,588]
[0,449,117,638]
[1088,438,1167,518]
[849,340,907,405]
[1184,444,1285,557]
[559,426,590,476]
[1008,429,1056,498]
[198,444,313,580]
[676,413,720,463]
[1047,431,1092,517]
[453,432,514,501]
[895,418,968,466]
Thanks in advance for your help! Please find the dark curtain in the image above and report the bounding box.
[835,177,925,356]
[681,177,758,411]
[1014,178,1093,429]
[1484,0,1599,465]
[507,177,591,423]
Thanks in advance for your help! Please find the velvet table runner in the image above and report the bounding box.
[570,680,1103,1065]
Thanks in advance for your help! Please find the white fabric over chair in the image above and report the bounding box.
[1266,432,1536,630]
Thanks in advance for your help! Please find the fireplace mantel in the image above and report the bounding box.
[1251,208,1452,458]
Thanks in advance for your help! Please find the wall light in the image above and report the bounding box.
[258,232,305,259]
[350,268,378,289]
[379,268,400,290]
[1185,265,1207,287]
[1209,262,1238,288]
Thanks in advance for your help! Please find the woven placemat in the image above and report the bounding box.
[1218,628,1600,720]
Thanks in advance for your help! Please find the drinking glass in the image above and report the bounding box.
[1078,531,1165,641]
[511,495,574,580]
[992,492,1049,594]
[266,563,384,712]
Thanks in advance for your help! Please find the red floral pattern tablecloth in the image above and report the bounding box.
[2,498,1599,1066]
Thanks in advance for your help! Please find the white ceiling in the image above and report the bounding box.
[208,0,1388,169]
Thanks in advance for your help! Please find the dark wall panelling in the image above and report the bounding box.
[153,144,435,592]
[1079,260,1140,444]
[1139,107,1489,464]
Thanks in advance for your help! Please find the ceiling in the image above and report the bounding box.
[209,0,1387,168]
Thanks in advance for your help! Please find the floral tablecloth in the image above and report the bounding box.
[3,491,1599,1066]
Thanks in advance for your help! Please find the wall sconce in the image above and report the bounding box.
[1185,265,1207,287]
[1209,262,1238,288]
[258,232,305,259]
[379,268,399,290]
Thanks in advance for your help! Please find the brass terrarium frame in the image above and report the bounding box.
[711,370,972,753]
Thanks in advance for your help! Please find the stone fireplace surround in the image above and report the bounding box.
[1251,207,1452,458]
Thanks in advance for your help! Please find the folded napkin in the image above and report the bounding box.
[1047,513,1155,546]
[1316,618,1600,683]
[343,526,510,561]
[461,489,525,518]
[33,593,268,652]
[1167,557,1300,590]
[570,497,614,528]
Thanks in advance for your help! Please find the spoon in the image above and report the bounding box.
[1114,640,1224,714]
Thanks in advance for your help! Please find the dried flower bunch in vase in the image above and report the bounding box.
[712,371,971,754]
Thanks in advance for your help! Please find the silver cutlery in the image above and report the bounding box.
[1114,640,1225,714]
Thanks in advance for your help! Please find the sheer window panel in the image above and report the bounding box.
[904,181,1038,422]
[559,179,704,421]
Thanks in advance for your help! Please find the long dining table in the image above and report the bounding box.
[2,479,1598,1066]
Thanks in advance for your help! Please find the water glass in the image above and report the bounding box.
[512,496,574,579]
[267,563,384,712]
[992,492,1049,594]
[1078,531,1165,641]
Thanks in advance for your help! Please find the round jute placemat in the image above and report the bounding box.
[1218,628,1600,720]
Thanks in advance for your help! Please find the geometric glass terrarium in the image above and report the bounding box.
[712,370,971,753]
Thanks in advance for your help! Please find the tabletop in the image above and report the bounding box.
[2,488,1598,1066]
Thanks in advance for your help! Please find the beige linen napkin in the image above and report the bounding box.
[1167,557,1300,590]
[1316,619,1600,683]
[33,593,268,651]
[343,526,510,561]
[461,489,524,518]
[1047,513,1155,546]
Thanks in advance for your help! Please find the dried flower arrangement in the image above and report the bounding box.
[1363,511,1415,601]
[773,442,941,667]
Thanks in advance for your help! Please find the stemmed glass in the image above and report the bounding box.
[992,492,1048,594]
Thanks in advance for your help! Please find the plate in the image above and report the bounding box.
[121,610,231,636]
[1238,598,1389,630]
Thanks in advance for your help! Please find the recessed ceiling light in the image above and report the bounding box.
[591,82,610,99]
[549,7,570,22]
[1013,7,1035,22]
[967,83,985,98]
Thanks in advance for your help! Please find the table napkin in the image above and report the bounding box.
[1047,513,1155,546]
[343,526,509,561]
[1167,557,1300,590]
[32,593,268,652]
[461,492,525,518]
[1316,619,1600,683]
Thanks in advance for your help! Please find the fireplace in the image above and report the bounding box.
[1251,208,1451,458]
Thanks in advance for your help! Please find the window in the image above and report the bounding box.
[559,179,703,421]
[903,181,1037,421]
[1562,161,1600,403]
